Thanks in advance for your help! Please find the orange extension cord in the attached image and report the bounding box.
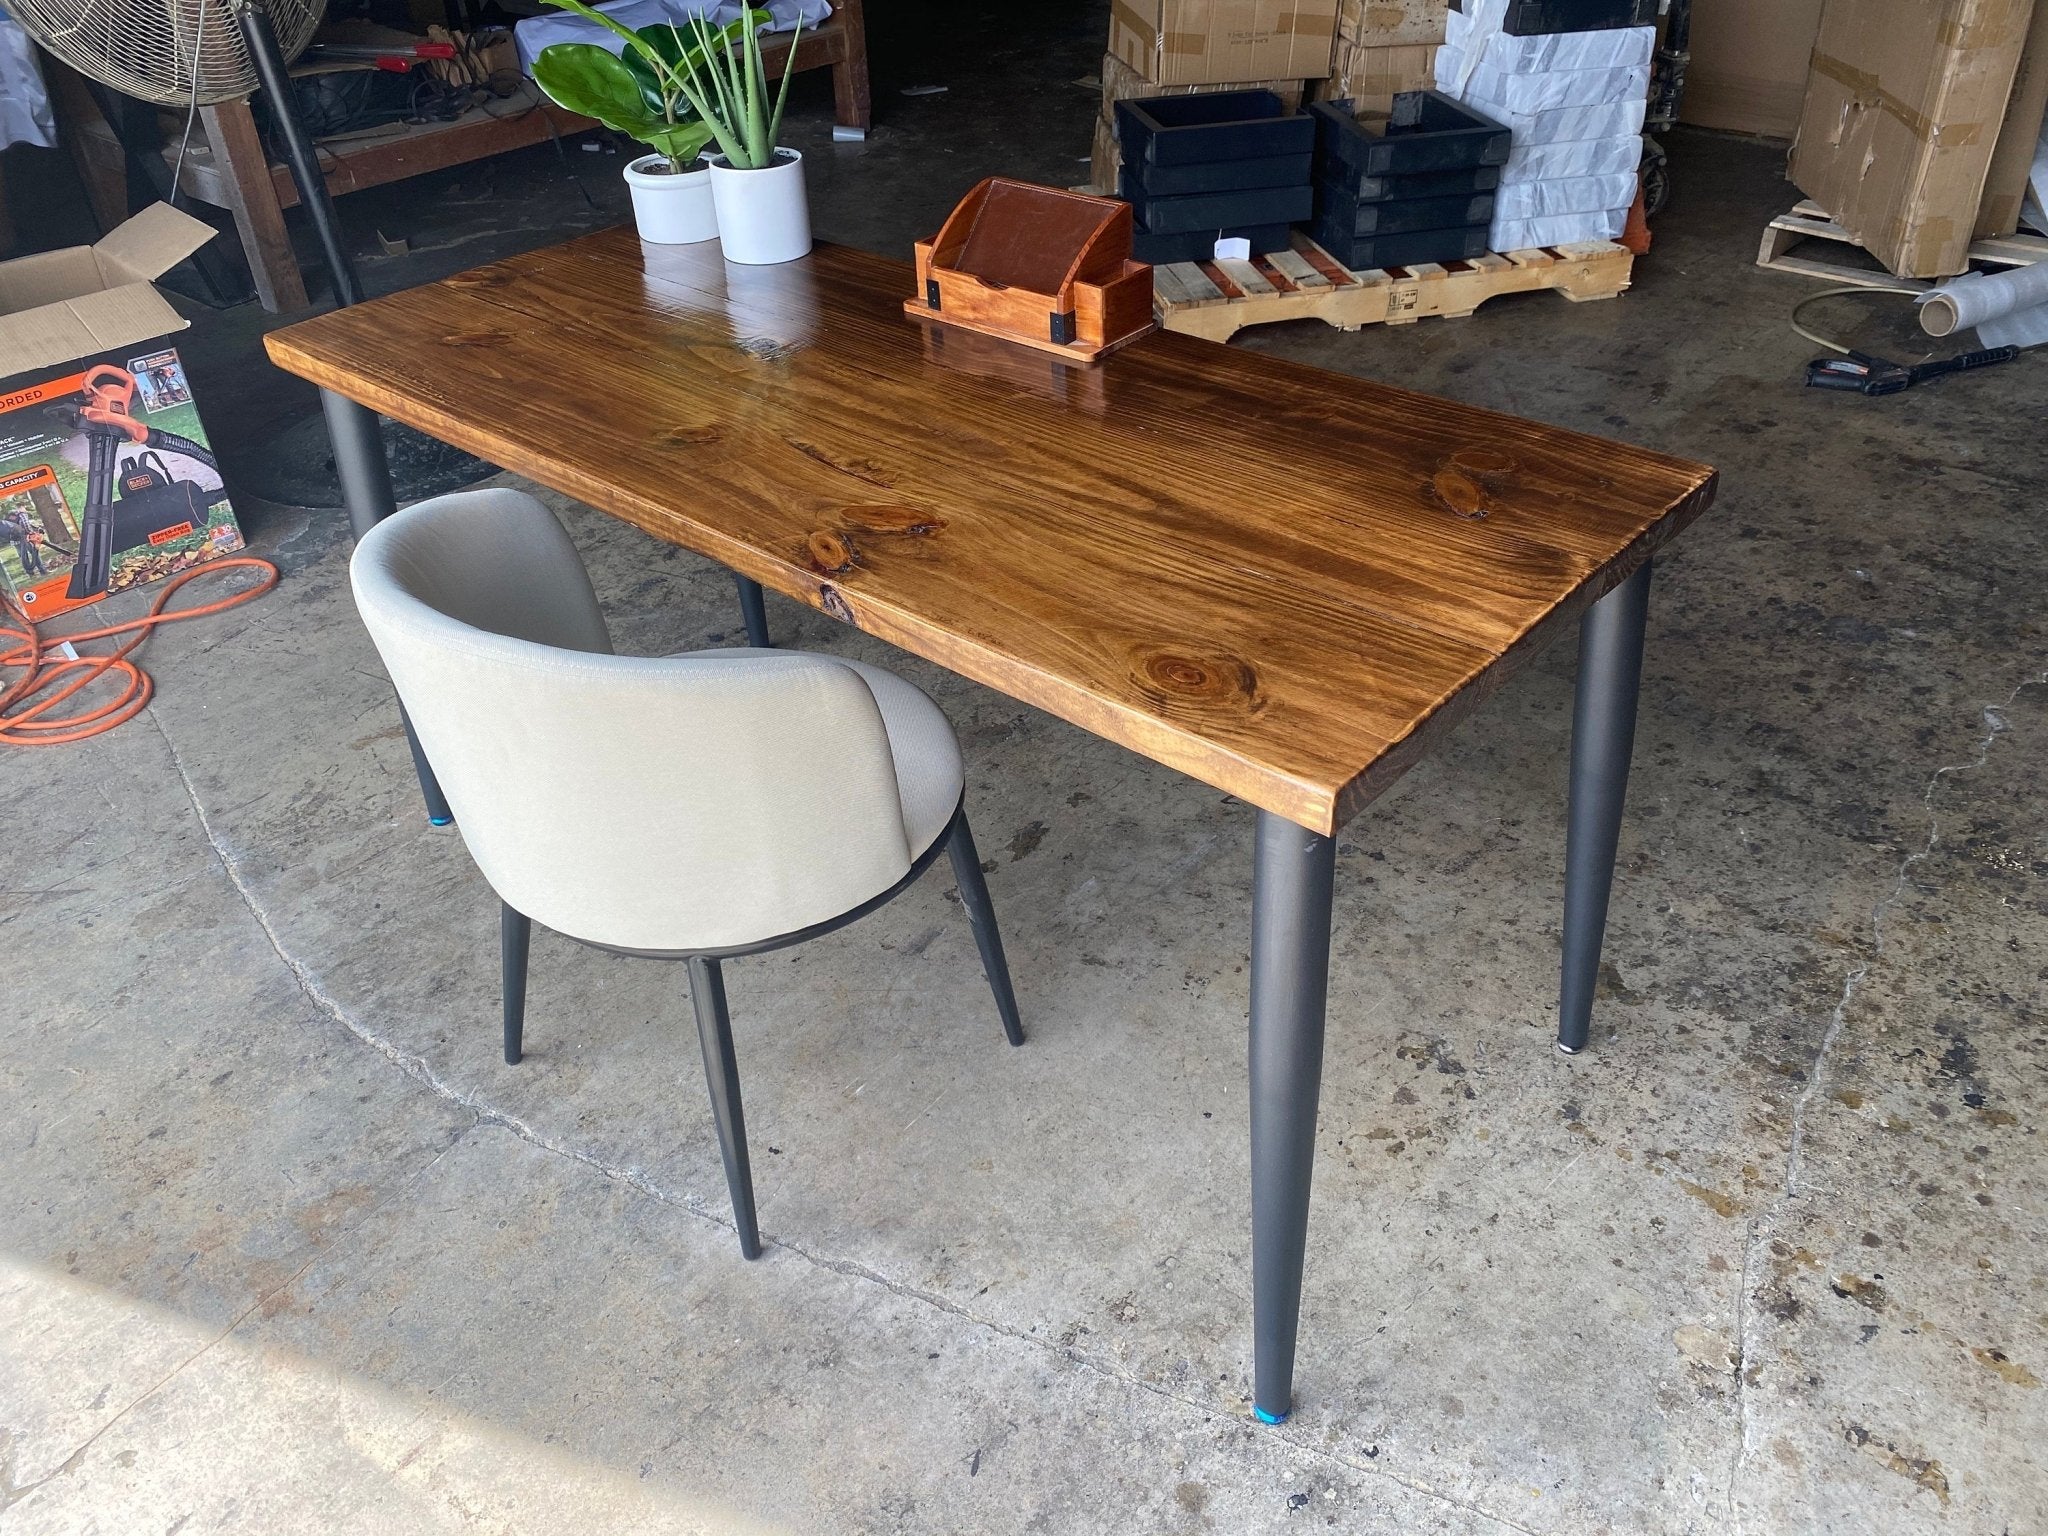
[0,557,279,745]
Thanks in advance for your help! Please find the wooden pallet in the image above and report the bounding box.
[1149,234,1634,342]
[1757,200,2048,291]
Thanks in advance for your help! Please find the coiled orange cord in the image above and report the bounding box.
[0,556,279,745]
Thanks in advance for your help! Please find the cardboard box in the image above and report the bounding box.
[0,204,246,619]
[1110,0,1339,86]
[1789,0,2036,278]
[1681,0,1824,140]
[1337,0,1448,47]
[1316,41,1441,109]
[1978,0,2048,236]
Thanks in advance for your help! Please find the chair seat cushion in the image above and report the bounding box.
[707,649,963,857]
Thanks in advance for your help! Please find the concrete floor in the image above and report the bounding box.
[5,6,2047,1532]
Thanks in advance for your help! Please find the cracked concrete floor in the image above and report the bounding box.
[5,52,2048,1536]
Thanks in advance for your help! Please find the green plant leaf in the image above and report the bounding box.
[533,43,712,166]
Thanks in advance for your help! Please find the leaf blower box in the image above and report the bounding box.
[0,204,245,621]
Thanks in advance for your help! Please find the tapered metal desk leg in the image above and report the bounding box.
[734,574,772,648]
[321,387,453,828]
[1558,559,1652,1055]
[1249,809,1336,1425]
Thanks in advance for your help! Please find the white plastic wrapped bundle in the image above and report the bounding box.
[1494,171,1640,219]
[1503,133,1643,182]
[1461,95,1646,145]
[1443,13,1655,75]
[1491,206,1628,251]
[1917,263,2048,349]
[1,11,56,151]
[1436,47,1649,112]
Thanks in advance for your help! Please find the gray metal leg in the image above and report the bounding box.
[1248,809,1336,1425]
[945,813,1025,1047]
[688,955,761,1259]
[321,387,453,828]
[735,574,772,647]
[1558,559,1652,1055]
[502,904,530,1065]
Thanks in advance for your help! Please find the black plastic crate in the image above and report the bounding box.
[1452,0,1657,34]
[1118,179,1314,235]
[1132,222,1294,265]
[1310,219,1491,270]
[1318,186,1496,236]
[1121,151,1313,197]
[1310,93,1510,178]
[1314,157,1501,202]
[1115,92,1316,168]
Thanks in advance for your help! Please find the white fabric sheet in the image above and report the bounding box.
[1436,48,1649,113]
[0,8,57,151]
[1491,205,1629,251]
[515,0,831,76]
[1494,170,1640,219]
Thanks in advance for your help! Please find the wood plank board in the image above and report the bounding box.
[1757,199,2048,287]
[266,234,1713,834]
[1154,234,1635,342]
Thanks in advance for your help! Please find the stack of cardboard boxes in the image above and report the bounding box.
[1432,0,1657,251]
[1091,1,1348,192]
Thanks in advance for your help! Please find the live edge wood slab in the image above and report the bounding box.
[266,231,1716,835]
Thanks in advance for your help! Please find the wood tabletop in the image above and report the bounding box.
[266,231,1716,834]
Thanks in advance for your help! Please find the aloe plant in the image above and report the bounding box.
[534,3,803,173]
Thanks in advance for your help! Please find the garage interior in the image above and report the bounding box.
[1,1,2043,1532]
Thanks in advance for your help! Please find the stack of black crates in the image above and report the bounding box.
[1307,91,1512,270]
[1114,91,1315,265]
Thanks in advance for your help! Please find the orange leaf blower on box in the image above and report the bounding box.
[47,365,231,600]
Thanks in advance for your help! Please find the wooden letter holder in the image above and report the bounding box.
[906,178,1155,364]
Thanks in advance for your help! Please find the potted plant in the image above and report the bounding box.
[530,6,719,245]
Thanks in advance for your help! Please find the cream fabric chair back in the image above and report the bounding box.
[350,490,914,952]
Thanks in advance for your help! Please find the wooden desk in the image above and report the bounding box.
[266,232,1716,1422]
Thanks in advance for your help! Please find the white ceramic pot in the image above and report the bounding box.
[622,155,718,245]
[707,149,812,265]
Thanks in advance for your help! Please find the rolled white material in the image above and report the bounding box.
[1917,262,2048,348]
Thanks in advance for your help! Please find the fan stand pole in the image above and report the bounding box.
[230,0,363,307]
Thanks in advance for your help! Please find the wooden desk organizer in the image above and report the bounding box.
[905,178,1155,364]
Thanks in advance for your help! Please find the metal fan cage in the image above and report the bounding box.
[11,0,323,106]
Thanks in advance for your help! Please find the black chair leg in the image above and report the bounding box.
[502,903,530,1065]
[734,573,771,648]
[947,813,1025,1047]
[688,955,762,1259]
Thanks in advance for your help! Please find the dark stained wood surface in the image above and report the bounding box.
[266,231,1716,833]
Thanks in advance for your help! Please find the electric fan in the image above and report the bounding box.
[14,0,361,303]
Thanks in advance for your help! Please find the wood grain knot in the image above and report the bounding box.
[805,529,859,574]
[786,438,895,488]
[444,269,506,289]
[662,424,725,446]
[817,583,855,624]
[440,328,514,348]
[1430,467,1490,519]
[1449,447,1517,477]
[840,504,944,536]
[1132,648,1263,714]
